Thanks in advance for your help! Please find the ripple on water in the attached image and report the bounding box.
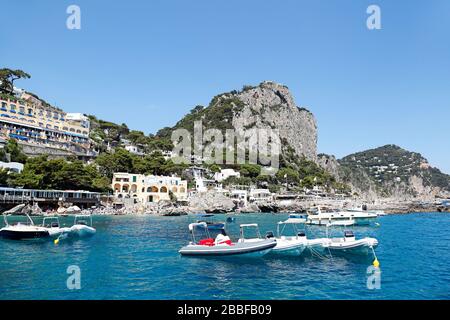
[1,213,449,299]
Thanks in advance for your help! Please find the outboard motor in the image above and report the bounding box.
[265,231,275,239]
[344,231,354,237]
[344,231,355,241]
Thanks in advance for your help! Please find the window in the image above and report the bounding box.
[19,106,25,114]
[1,102,7,110]
[27,108,33,116]
[10,104,16,112]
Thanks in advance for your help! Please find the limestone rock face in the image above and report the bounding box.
[188,192,235,212]
[231,81,317,162]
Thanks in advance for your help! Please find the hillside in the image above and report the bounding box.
[88,115,173,153]
[319,145,450,199]
[157,81,318,162]
[86,81,343,194]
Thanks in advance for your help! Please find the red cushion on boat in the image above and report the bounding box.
[217,239,233,246]
[199,238,215,246]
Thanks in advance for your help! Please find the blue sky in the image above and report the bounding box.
[1,0,449,173]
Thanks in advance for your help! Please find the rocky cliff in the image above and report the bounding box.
[231,81,317,161]
[158,81,318,162]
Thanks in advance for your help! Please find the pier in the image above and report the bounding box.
[0,187,101,209]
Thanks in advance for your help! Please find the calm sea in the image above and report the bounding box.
[0,213,449,300]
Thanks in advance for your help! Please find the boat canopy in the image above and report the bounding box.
[3,204,27,215]
[74,215,93,227]
[240,223,258,228]
[188,222,208,231]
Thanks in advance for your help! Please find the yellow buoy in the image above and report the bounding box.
[54,239,59,245]
[373,259,380,268]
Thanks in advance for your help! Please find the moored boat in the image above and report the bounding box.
[0,208,50,240]
[179,223,276,257]
[322,222,379,255]
[324,230,378,255]
[267,215,308,256]
[306,206,377,226]
[42,216,71,238]
[68,215,96,237]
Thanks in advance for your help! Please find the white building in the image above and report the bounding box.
[125,145,144,156]
[150,149,173,160]
[249,189,272,203]
[195,177,219,193]
[112,172,188,203]
[230,189,248,207]
[0,161,24,173]
[214,169,240,182]
[65,113,90,130]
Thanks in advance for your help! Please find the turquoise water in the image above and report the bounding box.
[0,213,449,300]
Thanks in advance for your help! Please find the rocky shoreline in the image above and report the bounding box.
[71,192,449,216]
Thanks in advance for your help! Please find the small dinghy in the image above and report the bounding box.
[0,209,50,240]
[68,215,96,237]
[42,217,71,238]
[324,231,378,255]
[179,223,276,257]
[267,215,308,256]
[323,222,378,255]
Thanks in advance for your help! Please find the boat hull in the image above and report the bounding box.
[69,225,96,238]
[270,239,306,256]
[326,238,378,255]
[179,239,276,257]
[0,227,50,240]
[307,217,374,226]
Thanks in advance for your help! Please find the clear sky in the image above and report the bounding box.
[1,0,449,173]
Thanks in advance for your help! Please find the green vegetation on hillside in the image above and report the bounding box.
[339,144,450,193]
[157,95,246,139]
[0,141,188,192]
[88,115,173,153]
